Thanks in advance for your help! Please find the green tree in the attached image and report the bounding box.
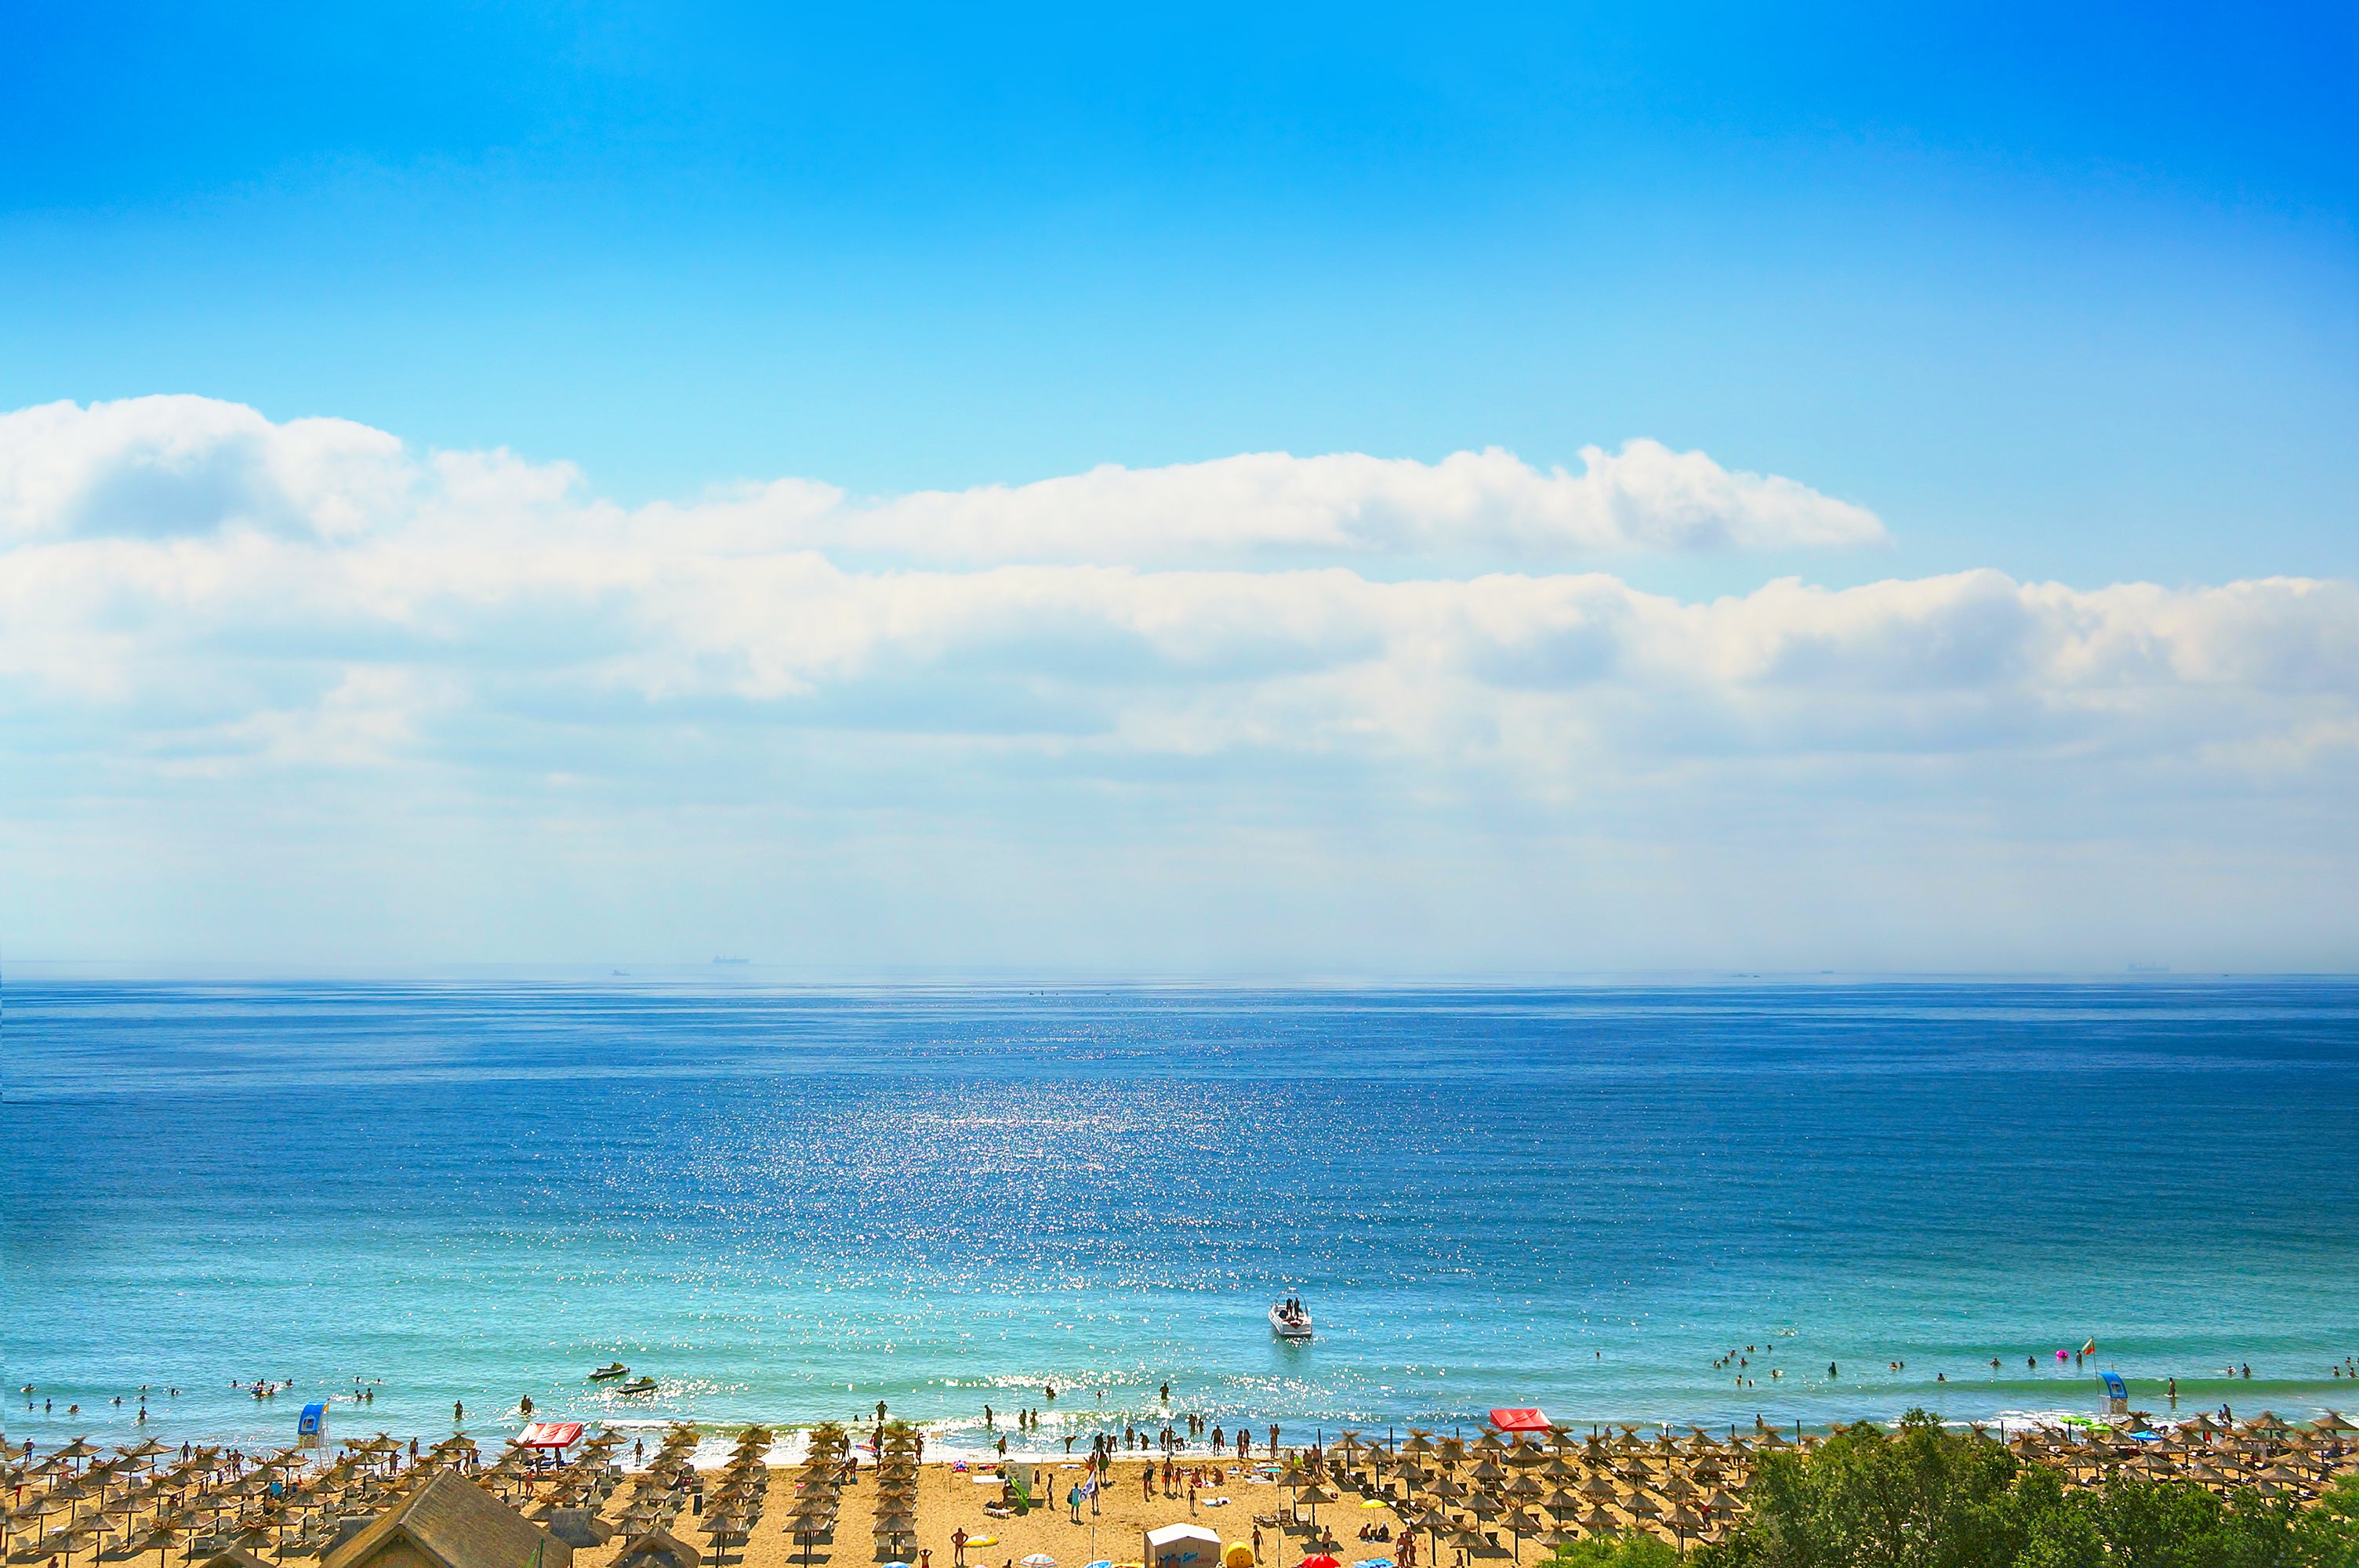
[2292,1475,2359,1568]
[1555,1535,1682,1568]
[1697,1411,2024,1568]
[1697,1413,2329,1568]
[2080,1479,2301,1568]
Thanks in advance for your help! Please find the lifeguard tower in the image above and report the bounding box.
[2100,1372,2129,1419]
[297,1400,330,1454]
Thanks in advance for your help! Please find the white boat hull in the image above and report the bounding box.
[1269,1305,1313,1339]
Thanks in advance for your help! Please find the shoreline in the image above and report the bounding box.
[17,1381,2359,1474]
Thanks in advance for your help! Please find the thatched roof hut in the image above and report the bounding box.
[324,1471,572,1568]
[612,1526,704,1568]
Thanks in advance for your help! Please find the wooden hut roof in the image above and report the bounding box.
[613,1527,703,1568]
[323,1471,572,1568]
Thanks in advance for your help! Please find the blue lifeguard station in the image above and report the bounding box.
[298,1399,329,1451]
[2100,1371,2129,1417]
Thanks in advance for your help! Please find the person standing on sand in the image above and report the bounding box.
[953,1529,968,1568]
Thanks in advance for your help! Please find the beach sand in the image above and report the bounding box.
[575,1458,1404,1568]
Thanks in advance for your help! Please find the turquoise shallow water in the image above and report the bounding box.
[6,978,2357,1457]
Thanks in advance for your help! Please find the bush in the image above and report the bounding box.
[1692,1410,2329,1568]
[1555,1534,1683,1568]
[2294,1475,2359,1568]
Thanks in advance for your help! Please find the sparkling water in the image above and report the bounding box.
[9,978,2357,1457]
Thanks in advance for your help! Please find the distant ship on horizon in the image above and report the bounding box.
[713,956,750,964]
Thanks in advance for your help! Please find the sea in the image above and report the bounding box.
[7,977,2357,1464]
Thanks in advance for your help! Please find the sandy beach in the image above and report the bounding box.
[568,1454,1376,1568]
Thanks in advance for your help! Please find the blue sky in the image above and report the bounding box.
[2,3,2355,970]
[8,2,2354,587]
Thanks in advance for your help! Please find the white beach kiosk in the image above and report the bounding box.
[1146,1523,1223,1568]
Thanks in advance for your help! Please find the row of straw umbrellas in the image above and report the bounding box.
[1278,1409,2359,1559]
[691,1425,779,1561]
[0,1429,470,1563]
[1279,1425,1760,1555]
[5,1408,2350,1564]
[1987,1409,2358,1501]
[0,1423,629,1563]
[871,1421,926,1563]
[604,1422,712,1544]
[786,1423,855,1566]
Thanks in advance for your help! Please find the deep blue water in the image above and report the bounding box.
[6,978,2357,1457]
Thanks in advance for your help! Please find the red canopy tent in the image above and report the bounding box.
[1488,1410,1550,1433]
[517,1421,584,1449]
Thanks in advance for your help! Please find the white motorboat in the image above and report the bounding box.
[1269,1298,1313,1339]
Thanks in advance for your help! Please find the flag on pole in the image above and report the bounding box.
[2082,1340,2096,1356]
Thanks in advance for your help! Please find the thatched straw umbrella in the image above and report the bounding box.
[1442,1525,1490,1565]
[1503,1509,1548,1561]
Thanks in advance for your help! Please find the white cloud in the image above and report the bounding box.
[803,440,1889,562]
[0,395,418,544]
[0,395,1885,564]
[2,397,2353,968]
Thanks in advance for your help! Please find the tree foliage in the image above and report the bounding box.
[1606,1410,2354,1568]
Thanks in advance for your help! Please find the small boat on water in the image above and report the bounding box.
[589,1363,630,1381]
[1269,1298,1313,1339]
[616,1377,658,1396]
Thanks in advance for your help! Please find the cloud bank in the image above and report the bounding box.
[2,397,2352,969]
[0,395,1887,564]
